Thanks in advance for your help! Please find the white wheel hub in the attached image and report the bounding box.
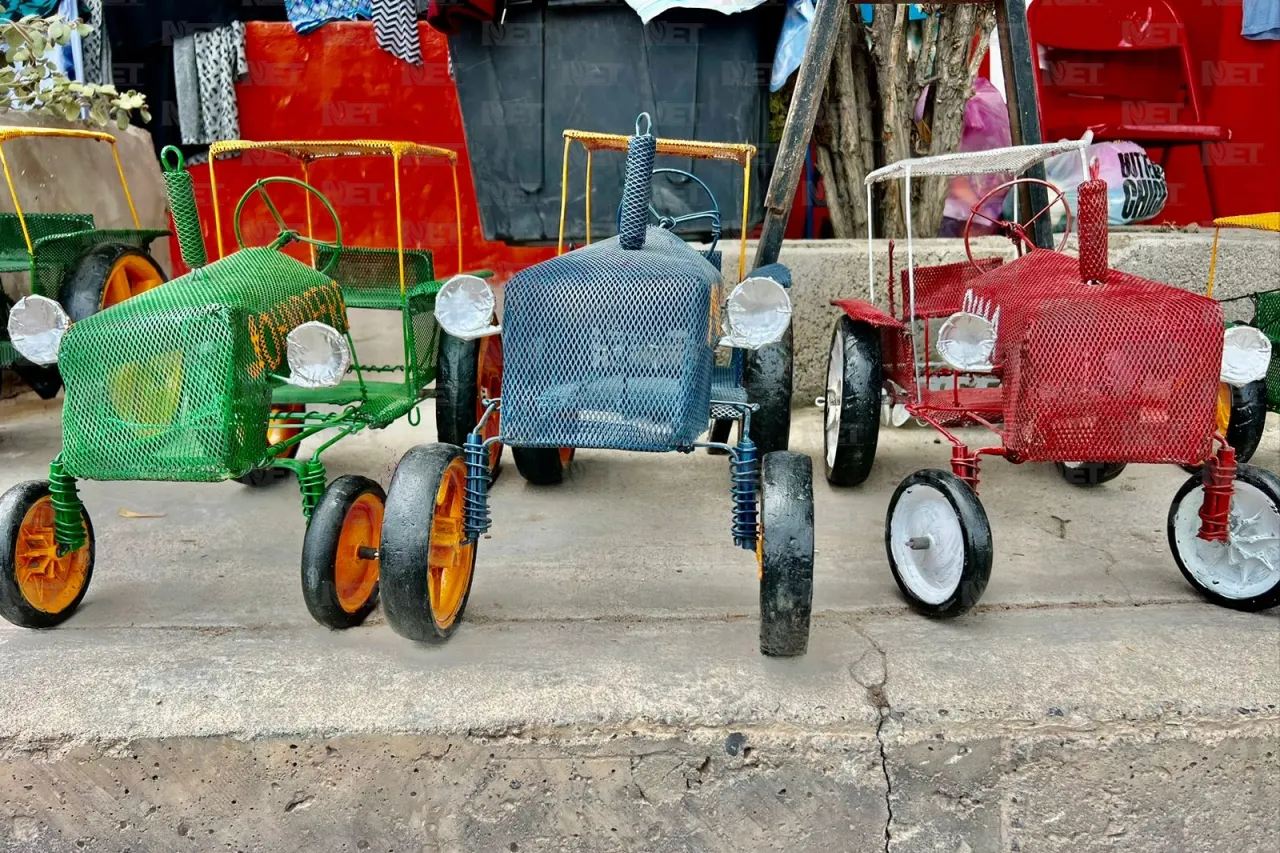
[824,325,845,469]
[890,484,966,605]
[1173,481,1280,600]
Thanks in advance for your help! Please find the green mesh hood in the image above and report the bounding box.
[1258,290,1280,411]
[59,248,347,481]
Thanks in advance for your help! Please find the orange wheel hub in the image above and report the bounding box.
[428,458,475,629]
[559,447,575,467]
[334,493,383,613]
[477,335,503,471]
[1215,383,1232,436]
[15,497,90,614]
[268,404,306,458]
[101,254,164,309]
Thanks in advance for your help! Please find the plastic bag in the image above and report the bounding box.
[1039,142,1168,228]
[930,79,1013,238]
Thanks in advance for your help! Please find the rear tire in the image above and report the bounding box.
[12,363,63,400]
[513,446,575,486]
[437,332,503,479]
[1055,461,1128,487]
[743,325,792,455]
[758,451,814,657]
[824,317,882,487]
[1181,380,1268,474]
[886,469,992,618]
[60,243,166,320]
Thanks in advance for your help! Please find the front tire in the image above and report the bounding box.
[300,475,385,629]
[1168,463,1280,611]
[743,325,793,455]
[758,451,814,657]
[437,332,503,479]
[0,481,95,629]
[886,470,992,618]
[380,444,479,643]
[824,317,882,487]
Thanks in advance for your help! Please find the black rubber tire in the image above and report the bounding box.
[436,332,503,480]
[824,316,883,487]
[512,446,574,486]
[1167,463,1280,612]
[743,324,793,455]
[1055,461,1128,487]
[380,443,478,643]
[706,418,733,455]
[885,469,993,618]
[234,405,304,487]
[300,475,385,629]
[60,243,166,322]
[1181,380,1269,476]
[12,363,63,400]
[0,480,95,629]
[758,451,814,657]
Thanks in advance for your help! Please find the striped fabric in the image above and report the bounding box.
[373,0,422,65]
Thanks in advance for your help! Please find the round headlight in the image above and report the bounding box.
[8,294,70,365]
[1220,326,1271,387]
[436,274,497,339]
[725,276,792,349]
[936,312,998,373]
[286,321,351,388]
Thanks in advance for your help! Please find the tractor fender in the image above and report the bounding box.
[830,299,906,331]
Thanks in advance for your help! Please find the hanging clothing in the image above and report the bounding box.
[0,0,59,20]
[80,0,112,86]
[1243,0,1280,39]
[173,21,247,146]
[285,0,372,34]
[373,0,421,64]
[424,0,497,36]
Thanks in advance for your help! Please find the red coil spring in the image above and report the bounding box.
[950,445,981,494]
[1197,446,1237,543]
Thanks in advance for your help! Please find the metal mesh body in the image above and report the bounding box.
[981,250,1223,464]
[901,258,1003,319]
[30,228,169,298]
[1257,289,1280,411]
[501,227,721,451]
[58,248,347,482]
[162,168,208,268]
[0,213,92,270]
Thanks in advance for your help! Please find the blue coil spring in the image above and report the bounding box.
[463,432,492,540]
[730,437,759,550]
[48,458,87,553]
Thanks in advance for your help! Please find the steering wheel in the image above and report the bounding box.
[234,177,343,276]
[616,167,722,254]
[963,177,1072,271]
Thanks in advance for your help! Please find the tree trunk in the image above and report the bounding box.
[814,3,996,240]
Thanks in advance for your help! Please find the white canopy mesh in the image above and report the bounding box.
[865,133,1093,185]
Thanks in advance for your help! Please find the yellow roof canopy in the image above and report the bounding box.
[563,130,755,166]
[1213,213,1280,233]
[208,139,458,163]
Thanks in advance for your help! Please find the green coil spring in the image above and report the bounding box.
[297,459,328,520]
[160,146,208,269]
[48,457,87,554]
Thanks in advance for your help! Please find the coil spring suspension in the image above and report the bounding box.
[950,445,981,494]
[297,460,328,520]
[463,431,492,540]
[1198,446,1237,543]
[48,458,86,554]
[731,437,759,550]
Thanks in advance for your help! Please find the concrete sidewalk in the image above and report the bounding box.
[0,398,1276,852]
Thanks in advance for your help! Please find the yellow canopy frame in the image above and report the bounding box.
[1206,212,1280,299]
[557,129,757,283]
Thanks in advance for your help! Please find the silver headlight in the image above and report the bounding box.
[8,294,70,365]
[1220,326,1271,387]
[722,276,791,349]
[936,312,998,373]
[435,274,501,339]
[285,321,351,388]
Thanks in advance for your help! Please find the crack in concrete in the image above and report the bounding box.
[850,623,894,853]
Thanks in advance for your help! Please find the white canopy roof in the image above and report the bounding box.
[865,132,1093,185]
